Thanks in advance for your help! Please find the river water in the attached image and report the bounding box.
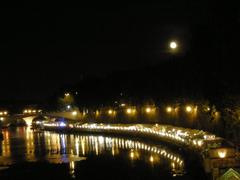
[0,127,206,179]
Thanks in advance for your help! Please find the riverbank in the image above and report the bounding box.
[37,122,240,179]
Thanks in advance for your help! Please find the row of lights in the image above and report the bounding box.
[23,109,42,114]
[0,111,8,116]
[75,124,211,149]
[43,121,229,159]
[96,105,201,117]
[166,105,197,113]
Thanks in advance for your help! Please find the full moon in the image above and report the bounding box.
[170,41,177,49]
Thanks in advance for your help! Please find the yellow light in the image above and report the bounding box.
[65,93,70,97]
[149,156,154,163]
[130,151,134,159]
[218,149,227,158]
[28,110,32,113]
[96,110,99,116]
[0,117,4,121]
[197,140,203,147]
[4,111,7,115]
[145,107,151,113]
[32,110,36,113]
[170,41,177,49]
[126,108,132,114]
[0,112,3,115]
[108,110,113,115]
[72,111,77,116]
[186,106,192,113]
[120,103,126,107]
[166,107,172,113]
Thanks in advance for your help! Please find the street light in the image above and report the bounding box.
[185,106,192,113]
[166,107,172,113]
[145,107,151,113]
[126,108,136,115]
[108,110,113,115]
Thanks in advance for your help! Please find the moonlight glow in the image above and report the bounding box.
[170,41,177,49]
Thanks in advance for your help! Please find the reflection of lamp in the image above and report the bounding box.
[149,156,154,163]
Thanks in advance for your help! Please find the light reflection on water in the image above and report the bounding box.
[0,127,185,177]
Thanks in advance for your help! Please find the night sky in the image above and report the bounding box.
[0,3,240,105]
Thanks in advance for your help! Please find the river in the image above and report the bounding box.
[0,127,207,179]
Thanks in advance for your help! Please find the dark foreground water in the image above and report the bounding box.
[0,127,207,180]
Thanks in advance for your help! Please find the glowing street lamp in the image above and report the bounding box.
[126,108,132,114]
[126,108,136,115]
[166,107,172,113]
[108,110,113,115]
[185,106,192,113]
[145,107,151,113]
[65,93,70,97]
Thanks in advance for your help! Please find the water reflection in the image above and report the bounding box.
[0,127,185,176]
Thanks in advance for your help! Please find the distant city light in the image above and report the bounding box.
[67,105,71,109]
[65,93,70,97]
[0,117,4,121]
